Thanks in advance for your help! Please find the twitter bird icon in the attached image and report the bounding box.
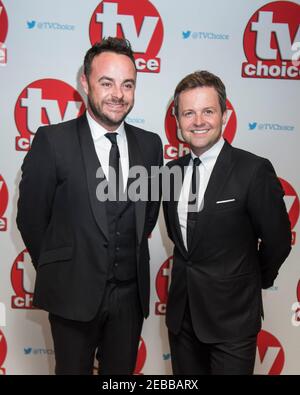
[182,31,191,39]
[249,122,257,130]
[27,21,36,29]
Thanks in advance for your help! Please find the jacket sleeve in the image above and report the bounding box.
[16,127,57,268]
[162,199,173,243]
[144,134,164,237]
[247,158,292,288]
[162,161,175,243]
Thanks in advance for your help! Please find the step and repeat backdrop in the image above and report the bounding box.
[0,0,299,375]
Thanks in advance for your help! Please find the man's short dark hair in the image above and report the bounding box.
[83,37,136,77]
[174,70,227,116]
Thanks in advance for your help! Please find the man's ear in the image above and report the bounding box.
[175,115,186,143]
[222,109,228,126]
[80,73,89,96]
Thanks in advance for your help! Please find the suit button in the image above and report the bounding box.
[116,247,120,252]
[116,232,120,236]
[114,262,118,267]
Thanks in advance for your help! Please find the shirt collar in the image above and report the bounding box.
[190,138,225,170]
[86,110,125,141]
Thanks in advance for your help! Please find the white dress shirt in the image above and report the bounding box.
[86,110,129,189]
[177,138,225,250]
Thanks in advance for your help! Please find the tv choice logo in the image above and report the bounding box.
[155,256,173,315]
[0,42,6,65]
[292,41,300,66]
[14,79,85,151]
[11,249,36,309]
[134,337,147,375]
[89,0,164,73]
[164,99,237,160]
[242,1,300,80]
[255,330,285,375]
[0,1,8,42]
[291,302,300,326]
[0,174,8,231]
[0,1,8,66]
[0,329,7,375]
[291,280,300,327]
[279,178,299,245]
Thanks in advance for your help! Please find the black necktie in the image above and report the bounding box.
[187,157,201,250]
[105,132,123,201]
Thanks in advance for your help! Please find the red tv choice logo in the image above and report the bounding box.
[242,1,300,80]
[164,99,237,160]
[291,279,300,326]
[255,330,285,375]
[0,1,8,66]
[14,79,85,151]
[155,256,173,315]
[279,178,299,245]
[0,174,8,231]
[0,329,7,375]
[11,249,36,309]
[89,0,164,73]
[134,337,147,375]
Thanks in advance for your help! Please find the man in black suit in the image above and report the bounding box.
[163,70,291,375]
[17,37,163,375]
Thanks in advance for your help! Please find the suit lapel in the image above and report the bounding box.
[77,114,109,240]
[168,154,191,257]
[189,140,235,253]
[125,123,146,246]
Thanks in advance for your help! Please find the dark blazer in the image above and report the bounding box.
[17,113,163,321]
[163,140,291,343]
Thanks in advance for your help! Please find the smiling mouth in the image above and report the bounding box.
[191,129,209,134]
[106,102,126,109]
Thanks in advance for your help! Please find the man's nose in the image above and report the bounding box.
[193,112,205,126]
[111,84,124,99]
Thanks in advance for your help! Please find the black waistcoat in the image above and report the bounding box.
[105,190,137,282]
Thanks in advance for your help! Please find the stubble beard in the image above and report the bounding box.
[88,96,133,129]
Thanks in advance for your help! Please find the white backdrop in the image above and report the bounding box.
[0,0,299,375]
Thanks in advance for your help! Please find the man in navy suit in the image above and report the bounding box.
[163,70,291,374]
[17,37,163,374]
